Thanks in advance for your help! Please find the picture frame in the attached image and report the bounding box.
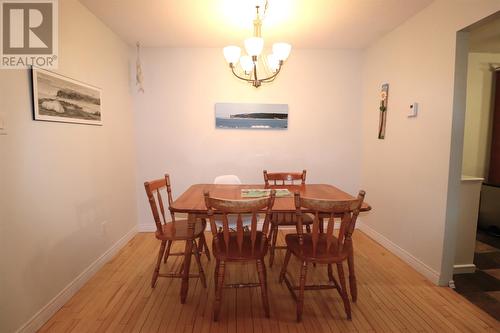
[215,103,288,130]
[31,67,103,125]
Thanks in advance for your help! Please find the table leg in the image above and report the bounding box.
[180,213,195,304]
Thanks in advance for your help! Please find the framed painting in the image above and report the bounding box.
[31,67,102,125]
[215,103,288,129]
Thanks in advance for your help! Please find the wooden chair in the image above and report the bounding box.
[213,174,252,230]
[279,190,365,322]
[204,190,276,321]
[263,170,314,267]
[144,174,210,301]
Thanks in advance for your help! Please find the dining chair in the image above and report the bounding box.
[204,190,276,321]
[213,174,252,230]
[279,190,365,322]
[213,174,242,184]
[263,170,314,267]
[144,174,210,296]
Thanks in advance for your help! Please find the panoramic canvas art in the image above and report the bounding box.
[215,103,288,129]
[32,68,102,125]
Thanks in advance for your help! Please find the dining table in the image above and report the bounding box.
[170,183,371,303]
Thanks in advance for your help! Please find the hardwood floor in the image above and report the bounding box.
[39,231,500,332]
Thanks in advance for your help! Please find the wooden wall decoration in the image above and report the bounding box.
[378,83,389,139]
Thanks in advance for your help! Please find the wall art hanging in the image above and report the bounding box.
[378,83,389,139]
[215,103,288,130]
[32,67,102,125]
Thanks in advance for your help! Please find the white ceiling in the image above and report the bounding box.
[79,0,434,49]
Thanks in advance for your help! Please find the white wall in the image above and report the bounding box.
[360,0,500,285]
[0,0,137,332]
[133,48,363,229]
[462,52,500,178]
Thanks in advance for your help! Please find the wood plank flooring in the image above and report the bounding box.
[39,231,500,332]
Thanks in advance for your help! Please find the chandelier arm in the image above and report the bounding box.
[259,64,282,82]
[230,65,256,83]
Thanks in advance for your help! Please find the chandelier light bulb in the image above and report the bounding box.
[244,37,264,56]
[267,54,279,72]
[223,46,241,64]
[272,42,291,61]
[240,55,254,73]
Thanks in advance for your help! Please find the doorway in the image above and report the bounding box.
[452,14,500,320]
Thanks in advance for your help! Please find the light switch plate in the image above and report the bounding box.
[408,103,418,117]
[0,112,7,135]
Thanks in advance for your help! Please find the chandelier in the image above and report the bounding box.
[222,1,291,88]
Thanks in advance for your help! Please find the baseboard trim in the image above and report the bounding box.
[453,264,476,274]
[138,223,156,232]
[16,226,138,333]
[357,222,440,285]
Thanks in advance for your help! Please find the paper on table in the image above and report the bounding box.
[241,189,291,198]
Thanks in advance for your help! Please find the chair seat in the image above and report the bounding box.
[285,233,350,263]
[155,219,205,240]
[212,232,268,260]
[273,212,314,226]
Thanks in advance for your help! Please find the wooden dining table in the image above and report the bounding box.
[170,183,371,303]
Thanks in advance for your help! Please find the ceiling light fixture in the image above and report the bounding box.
[222,1,291,88]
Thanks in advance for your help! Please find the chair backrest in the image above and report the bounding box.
[144,174,175,235]
[294,190,365,257]
[204,190,276,254]
[214,174,242,184]
[263,170,306,186]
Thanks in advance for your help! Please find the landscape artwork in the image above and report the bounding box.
[215,103,288,130]
[32,68,102,125]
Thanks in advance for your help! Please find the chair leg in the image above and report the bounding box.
[198,233,211,261]
[305,224,315,270]
[197,237,203,257]
[279,249,291,283]
[347,250,357,302]
[163,240,172,263]
[256,259,270,318]
[151,240,166,288]
[328,264,334,283]
[269,224,279,267]
[297,261,308,322]
[214,259,220,291]
[214,260,225,321]
[328,263,341,291]
[203,233,211,261]
[337,262,352,320]
[192,240,207,288]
